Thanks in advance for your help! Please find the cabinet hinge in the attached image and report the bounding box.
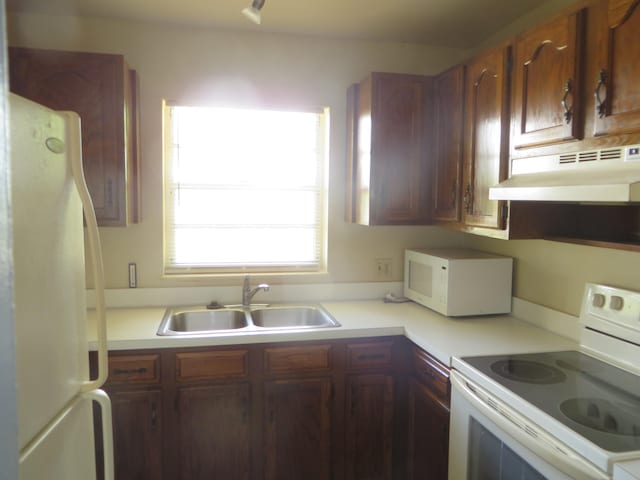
[506,54,513,75]
[501,203,509,221]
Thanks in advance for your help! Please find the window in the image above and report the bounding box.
[163,103,328,274]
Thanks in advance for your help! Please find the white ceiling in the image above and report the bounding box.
[5,0,550,48]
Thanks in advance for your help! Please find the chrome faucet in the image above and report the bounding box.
[242,275,269,307]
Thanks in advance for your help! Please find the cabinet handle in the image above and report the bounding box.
[356,353,386,361]
[561,79,573,124]
[463,185,473,214]
[450,182,457,209]
[106,179,114,208]
[113,367,147,375]
[594,69,607,119]
[151,402,158,430]
[350,385,357,416]
[423,369,437,380]
[242,397,249,423]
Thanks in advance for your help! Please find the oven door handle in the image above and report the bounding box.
[451,371,610,480]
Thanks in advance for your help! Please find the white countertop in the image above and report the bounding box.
[88,299,578,366]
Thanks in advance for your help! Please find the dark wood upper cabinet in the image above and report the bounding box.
[432,66,465,223]
[346,72,433,225]
[593,0,640,136]
[511,8,586,150]
[8,47,141,226]
[462,45,511,230]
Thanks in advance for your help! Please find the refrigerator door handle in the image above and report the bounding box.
[84,390,114,480]
[64,112,109,392]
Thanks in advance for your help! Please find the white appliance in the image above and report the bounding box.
[449,283,640,479]
[489,144,640,202]
[403,248,513,316]
[11,93,114,479]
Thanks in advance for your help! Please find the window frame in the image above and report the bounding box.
[162,101,330,276]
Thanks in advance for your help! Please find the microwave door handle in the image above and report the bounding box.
[450,371,609,480]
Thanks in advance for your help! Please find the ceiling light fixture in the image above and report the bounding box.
[242,0,265,24]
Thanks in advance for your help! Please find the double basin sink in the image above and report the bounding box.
[157,304,341,336]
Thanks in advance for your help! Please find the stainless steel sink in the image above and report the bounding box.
[157,308,250,335]
[157,304,340,336]
[251,305,340,329]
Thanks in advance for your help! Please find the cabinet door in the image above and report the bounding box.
[109,390,163,480]
[511,10,585,149]
[593,0,640,136]
[345,374,394,480]
[8,48,140,226]
[432,66,465,223]
[462,46,511,229]
[176,383,251,480]
[264,378,332,480]
[361,73,432,225]
[407,379,450,480]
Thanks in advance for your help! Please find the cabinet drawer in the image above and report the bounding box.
[176,350,248,381]
[264,345,331,374]
[347,341,393,370]
[413,348,450,403]
[108,354,160,384]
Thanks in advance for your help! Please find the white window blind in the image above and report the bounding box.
[164,104,328,274]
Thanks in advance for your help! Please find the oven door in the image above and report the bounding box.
[449,370,610,480]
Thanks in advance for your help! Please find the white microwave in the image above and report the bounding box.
[404,248,513,316]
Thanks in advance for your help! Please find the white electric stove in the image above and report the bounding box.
[449,283,640,480]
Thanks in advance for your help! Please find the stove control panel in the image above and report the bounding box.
[581,283,640,361]
[584,284,640,327]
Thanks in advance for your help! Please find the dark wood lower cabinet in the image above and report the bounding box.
[176,383,251,480]
[407,379,450,480]
[345,374,395,480]
[264,378,332,480]
[109,390,163,480]
[96,337,449,480]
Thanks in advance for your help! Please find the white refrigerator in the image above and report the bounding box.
[10,93,114,480]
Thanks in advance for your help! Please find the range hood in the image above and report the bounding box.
[489,144,640,203]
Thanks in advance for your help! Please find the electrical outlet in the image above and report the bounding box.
[375,258,392,280]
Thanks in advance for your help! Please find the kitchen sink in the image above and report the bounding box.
[157,304,340,336]
[157,308,250,335]
[251,306,340,329]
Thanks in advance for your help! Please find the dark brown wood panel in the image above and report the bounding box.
[8,47,141,226]
[345,374,394,480]
[407,379,450,480]
[349,72,432,225]
[175,349,248,381]
[347,341,393,370]
[594,0,640,135]
[412,348,450,405]
[511,9,585,149]
[264,344,331,374]
[109,390,163,480]
[176,383,251,480]
[432,66,465,223]
[463,45,511,230]
[107,354,160,384]
[264,377,332,480]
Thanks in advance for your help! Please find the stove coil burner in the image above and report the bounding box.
[490,359,567,384]
[560,398,640,437]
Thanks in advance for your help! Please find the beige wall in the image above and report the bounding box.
[9,3,640,316]
[466,237,640,317]
[7,13,469,289]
